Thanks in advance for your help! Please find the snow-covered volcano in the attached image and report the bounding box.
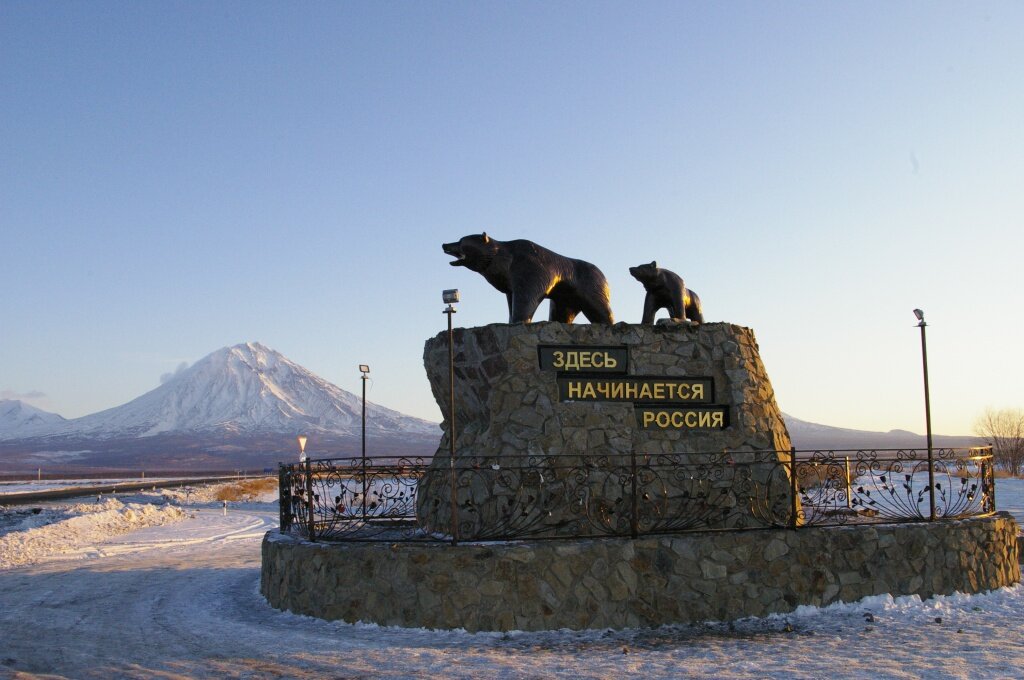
[0,399,67,438]
[2,342,438,440]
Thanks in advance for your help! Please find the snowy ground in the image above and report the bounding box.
[1,481,1023,679]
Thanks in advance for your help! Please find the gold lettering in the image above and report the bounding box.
[591,352,604,368]
[596,382,610,398]
[692,383,704,401]
[564,352,581,370]
[582,383,597,399]
[653,383,665,400]
[567,382,582,399]
[625,384,639,400]
[604,352,617,369]
[638,408,725,428]
[639,383,653,400]
[610,383,625,399]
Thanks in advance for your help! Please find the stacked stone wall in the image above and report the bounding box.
[261,513,1019,632]
[418,322,796,536]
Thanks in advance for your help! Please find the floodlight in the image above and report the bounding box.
[443,289,460,304]
[359,364,370,374]
[913,309,924,322]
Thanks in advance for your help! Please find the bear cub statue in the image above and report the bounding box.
[629,261,704,325]
[442,233,614,324]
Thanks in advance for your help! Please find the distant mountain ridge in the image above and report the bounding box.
[0,342,437,442]
[783,413,982,450]
[0,399,67,438]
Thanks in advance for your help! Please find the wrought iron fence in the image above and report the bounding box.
[278,447,995,543]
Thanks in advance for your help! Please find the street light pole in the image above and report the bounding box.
[914,309,936,521]
[359,364,370,521]
[297,434,313,539]
[442,289,460,545]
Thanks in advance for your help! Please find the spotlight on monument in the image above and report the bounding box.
[297,434,307,463]
[443,289,460,305]
[914,308,924,323]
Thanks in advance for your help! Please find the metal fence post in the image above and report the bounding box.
[927,448,936,521]
[630,449,639,539]
[845,456,852,509]
[450,457,459,546]
[305,458,316,541]
[984,448,996,511]
[278,464,290,531]
[790,447,798,529]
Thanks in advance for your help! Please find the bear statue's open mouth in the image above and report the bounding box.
[442,242,466,266]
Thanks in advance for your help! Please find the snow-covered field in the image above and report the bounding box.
[1,480,1023,679]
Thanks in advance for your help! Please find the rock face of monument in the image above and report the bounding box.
[419,321,795,539]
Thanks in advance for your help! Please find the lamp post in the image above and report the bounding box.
[443,288,460,545]
[359,364,370,520]
[297,434,314,539]
[913,308,936,521]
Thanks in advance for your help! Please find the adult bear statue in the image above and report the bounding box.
[443,233,615,324]
[629,261,704,325]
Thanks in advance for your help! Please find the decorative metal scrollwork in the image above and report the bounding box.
[277,447,996,543]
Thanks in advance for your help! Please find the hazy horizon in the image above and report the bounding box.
[0,339,984,438]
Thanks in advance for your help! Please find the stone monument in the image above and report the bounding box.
[417,320,796,538]
[260,237,1018,633]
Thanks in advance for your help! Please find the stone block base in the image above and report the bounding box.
[261,513,1019,632]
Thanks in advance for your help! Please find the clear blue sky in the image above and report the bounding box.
[2,1,1021,436]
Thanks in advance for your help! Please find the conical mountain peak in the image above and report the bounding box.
[1,344,437,441]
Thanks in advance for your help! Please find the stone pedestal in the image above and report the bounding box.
[418,321,795,538]
[261,514,1020,632]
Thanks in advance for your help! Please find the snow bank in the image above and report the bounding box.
[160,481,278,505]
[0,498,185,569]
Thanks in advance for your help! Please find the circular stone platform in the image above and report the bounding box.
[261,513,1019,632]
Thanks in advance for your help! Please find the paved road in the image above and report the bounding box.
[0,476,264,506]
